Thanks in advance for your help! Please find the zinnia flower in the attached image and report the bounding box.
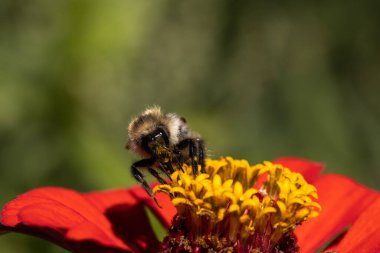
[155,157,321,252]
[1,157,379,253]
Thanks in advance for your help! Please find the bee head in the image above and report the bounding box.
[127,106,172,157]
[126,106,188,158]
[127,126,170,157]
[142,127,170,154]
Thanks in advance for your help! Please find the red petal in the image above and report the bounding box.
[127,184,177,228]
[272,157,324,183]
[295,174,379,253]
[325,196,380,253]
[1,187,162,253]
[84,187,162,252]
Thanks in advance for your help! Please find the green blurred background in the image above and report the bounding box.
[1,1,379,252]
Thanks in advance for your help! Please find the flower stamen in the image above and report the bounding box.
[155,157,321,253]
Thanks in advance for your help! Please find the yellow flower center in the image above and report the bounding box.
[155,157,321,252]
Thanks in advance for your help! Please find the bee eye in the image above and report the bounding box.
[153,128,169,146]
[144,128,168,147]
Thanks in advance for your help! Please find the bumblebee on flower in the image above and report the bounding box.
[126,106,206,206]
[120,107,321,252]
[1,107,379,253]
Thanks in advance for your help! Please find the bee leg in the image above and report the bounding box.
[177,139,199,176]
[172,149,184,172]
[185,139,199,175]
[166,162,175,174]
[131,159,162,208]
[148,167,167,184]
[177,155,185,172]
[197,138,206,173]
[159,163,173,181]
[189,140,199,176]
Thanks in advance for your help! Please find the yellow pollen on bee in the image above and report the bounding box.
[153,157,321,244]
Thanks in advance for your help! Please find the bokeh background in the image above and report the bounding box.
[1,1,379,252]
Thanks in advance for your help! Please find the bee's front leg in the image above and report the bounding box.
[131,158,162,207]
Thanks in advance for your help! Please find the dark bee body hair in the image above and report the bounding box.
[126,106,206,206]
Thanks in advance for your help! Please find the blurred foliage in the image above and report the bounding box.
[1,0,380,252]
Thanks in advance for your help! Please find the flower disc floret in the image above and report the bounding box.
[154,157,321,252]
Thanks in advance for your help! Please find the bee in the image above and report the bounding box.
[126,106,206,206]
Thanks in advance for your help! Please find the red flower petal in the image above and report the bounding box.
[272,157,324,183]
[127,184,177,228]
[0,187,164,253]
[84,187,163,252]
[295,174,379,253]
[325,196,380,253]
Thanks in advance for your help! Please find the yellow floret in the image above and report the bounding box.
[153,157,321,243]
